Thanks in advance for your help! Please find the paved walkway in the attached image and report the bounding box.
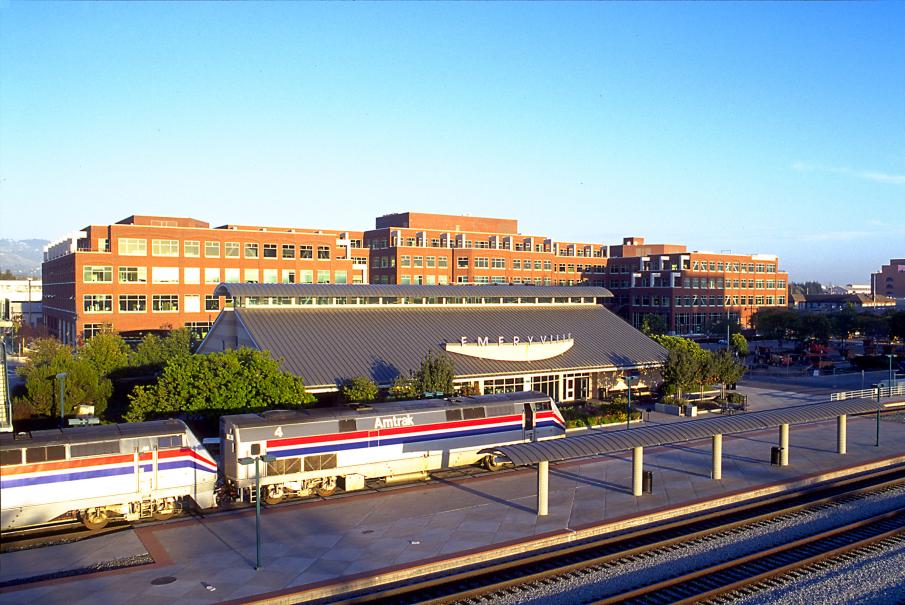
[2,406,905,604]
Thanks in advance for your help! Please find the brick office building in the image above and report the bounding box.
[42,215,368,344]
[605,239,789,334]
[43,212,789,342]
[871,259,905,301]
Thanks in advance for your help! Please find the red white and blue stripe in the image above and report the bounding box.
[266,412,564,459]
[0,448,217,490]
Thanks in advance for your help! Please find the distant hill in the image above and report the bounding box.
[0,239,49,277]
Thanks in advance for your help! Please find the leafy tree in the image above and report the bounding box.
[857,313,889,340]
[708,316,742,338]
[752,308,798,347]
[125,348,315,422]
[830,306,859,350]
[730,333,749,357]
[80,329,130,377]
[388,373,419,399]
[341,376,379,403]
[15,338,112,418]
[640,314,668,336]
[129,328,194,369]
[890,311,905,342]
[712,350,746,398]
[414,351,455,395]
[796,313,831,342]
[791,281,824,296]
[660,347,700,402]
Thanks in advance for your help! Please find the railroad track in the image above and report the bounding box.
[0,520,131,553]
[596,508,905,605]
[323,463,905,605]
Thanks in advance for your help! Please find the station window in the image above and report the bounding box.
[263,244,277,258]
[317,246,330,260]
[184,240,200,257]
[300,245,313,259]
[205,241,220,257]
[152,239,179,257]
[244,243,259,259]
[224,242,240,258]
[282,244,295,259]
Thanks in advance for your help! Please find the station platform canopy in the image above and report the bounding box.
[484,399,882,466]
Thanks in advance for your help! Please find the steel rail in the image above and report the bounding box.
[325,464,905,605]
[595,508,905,605]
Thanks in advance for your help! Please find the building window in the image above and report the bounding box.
[401,255,411,268]
[184,295,201,313]
[184,267,201,284]
[244,269,259,283]
[401,275,412,284]
[457,257,469,268]
[414,256,424,268]
[184,240,200,257]
[263,244,277,258]
[474,257,489,268]
[317,246,330,260]
[317,270,330,283]
[118,238,147,256]
[205,241,220,257]
[282,270,296,284]
[224,268,240,283]
[152,239,179,257]
[244,243,259,258]
[492,258,505,269]
[205,295,220,311]
[152,267,179,284]
[118,295,146,313]
[474,276,490,284]
[282,244,295,259]
[205,268,220,284]
[83,265,112,283]
[152,295,179,312]
[263,269,278,284]
[438,275,449,285]
[438,256,448,268]
[83,323,110,340]
[543,260,551,270]
[335,270,348,284]
[300,245,313,259]
[118,266,147,283]
[83,294,112,313]
[491,276,506,284]
[300,270,314,283]
[225,242,240,258]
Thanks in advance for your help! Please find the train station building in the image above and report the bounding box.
[197,284,668,400]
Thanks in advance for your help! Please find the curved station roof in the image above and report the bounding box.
[485,398,882,466]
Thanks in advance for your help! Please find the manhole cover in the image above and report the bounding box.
[361,529,374,534]
[151,576,177,586]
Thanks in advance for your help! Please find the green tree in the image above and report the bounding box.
[752,308,798,347]
[640,314,668,336]
[660,347,700,402]
[712,350,746,398]
[414,351,455,396]
[830,306,859,349]
[341,376,379,403]
[125,348,315,422]
[796,313,831,342]
[889,311,905,342]
[15,338,112,418]
[388,373,418,399]
[80,329,130,377]
[730,333,749,356]
[129,328,194,369]
[857,313,889,340]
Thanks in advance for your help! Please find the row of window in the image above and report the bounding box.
[0,435,183,466]
[680,278,787,290]
[117,239,335,260]
[83,266,360,286]
[84,294,222,314]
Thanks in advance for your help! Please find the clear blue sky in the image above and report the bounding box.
[1,2,902,284]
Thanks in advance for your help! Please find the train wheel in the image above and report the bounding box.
[79,508,109,530]
[482,455,504,472]
[264,485,284,505]
[316,477,337,497]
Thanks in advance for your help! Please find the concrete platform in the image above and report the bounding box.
[2,410,905,605]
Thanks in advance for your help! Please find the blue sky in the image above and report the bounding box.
[1,2,902,284]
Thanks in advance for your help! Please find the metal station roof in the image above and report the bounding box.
[213,283,613,299]
[199,304,667,389]
[486,398,882,466]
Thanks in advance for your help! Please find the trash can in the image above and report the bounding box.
[642,470,653,494]
[770,446,782,466]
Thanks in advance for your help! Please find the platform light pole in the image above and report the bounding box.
[876,384,881,447]
[887,354,896,388]
[625,375,635,430]
[56,372,67,427]
[239,454,277,570]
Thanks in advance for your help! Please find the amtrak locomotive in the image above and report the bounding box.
[0,392,564,532]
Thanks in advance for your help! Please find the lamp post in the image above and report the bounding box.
[875,384,881,447]
[239,454,277,570]
[55,372,67,427]
[887,354,895,388]
[625,375,635,430]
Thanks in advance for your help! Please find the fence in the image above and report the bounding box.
[830,384,905,401]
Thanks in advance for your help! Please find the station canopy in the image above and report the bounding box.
[484,398,882,466]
